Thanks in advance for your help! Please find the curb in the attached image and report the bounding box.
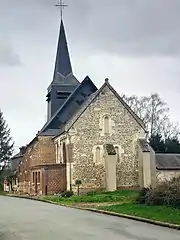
[6,194,180,230]
[84,208,180,230]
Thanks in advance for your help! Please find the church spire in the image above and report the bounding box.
[46,1,79,121]
[53,19,72,80]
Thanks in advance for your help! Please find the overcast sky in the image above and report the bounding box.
[1,0,180,152]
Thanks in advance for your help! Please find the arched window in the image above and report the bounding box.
[114,145,124,163]
[104,116,110,134]
[95,147,101,164]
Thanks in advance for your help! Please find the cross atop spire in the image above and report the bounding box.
[55,0,68,19]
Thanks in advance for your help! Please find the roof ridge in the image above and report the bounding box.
[60,80,146,135]
[105,81,146,130]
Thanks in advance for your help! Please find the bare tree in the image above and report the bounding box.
[159,116,180,140]
[122,93,180,139]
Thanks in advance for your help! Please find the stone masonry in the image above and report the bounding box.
[60,82,146,191]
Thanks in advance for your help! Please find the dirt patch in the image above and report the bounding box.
[71,201,123,208]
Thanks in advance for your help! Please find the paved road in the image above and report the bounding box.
[0,196,179,240]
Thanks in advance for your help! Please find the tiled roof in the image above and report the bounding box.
[11,152,23,159]
[40,76,97,135]
[53,20,72,79]
[156,154,180,170]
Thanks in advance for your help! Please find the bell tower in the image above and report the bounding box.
[47,2,79,120]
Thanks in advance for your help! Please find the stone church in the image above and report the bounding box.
[11,18,180,195]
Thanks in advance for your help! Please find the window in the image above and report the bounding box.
[56,91,71,99]
[114,145,124,163]
[33,172,35,183]
[92,145,103,164]
[99,114,112,136]
[104,116,110,134]
[95,147,101,164]
[33,171,40,183]
[37,172,40,183]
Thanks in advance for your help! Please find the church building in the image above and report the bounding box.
[13,14,180,196]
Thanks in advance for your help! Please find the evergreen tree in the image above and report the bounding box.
[149,134,165,153]
[0,109,14,176]
[164,138,180,153]
[149,134,180,153]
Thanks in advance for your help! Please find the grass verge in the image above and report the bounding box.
[8,189,180,227]
[98,203,180,225]
[39,190,138,205]
[0,191,5,195]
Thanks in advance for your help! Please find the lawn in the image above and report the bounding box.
[99,203,180,225]
[39,190,180,225]
[39,190,138,205]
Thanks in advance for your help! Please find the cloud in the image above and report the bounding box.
[10,0,180,57]
[1,0,180,149]
[3,0,180,56]
[66,0,180,56]
[0,42,22,67]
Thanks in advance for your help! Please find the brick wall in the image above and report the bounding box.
[41,164,66,195]
[19,164,66,196]
[19,136,57,194]
[28,136,56,167]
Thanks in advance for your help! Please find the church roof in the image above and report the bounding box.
[58,79,146,135]
[40,76,97,136]
[49,20,79,86]
[11,152,23,159]
[156,154,180,170]
[54,20,72,78]
[11,149,25,172]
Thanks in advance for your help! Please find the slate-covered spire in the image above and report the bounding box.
[46,17,79,121]
[53,20,72,80]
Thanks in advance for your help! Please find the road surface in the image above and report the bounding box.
[0,196,179,240]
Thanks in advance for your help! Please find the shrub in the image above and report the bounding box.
[136,188,150,204]
[136,177,180,209]
[61,190,74,198]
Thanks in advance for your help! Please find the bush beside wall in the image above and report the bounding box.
[136,177,180,209]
